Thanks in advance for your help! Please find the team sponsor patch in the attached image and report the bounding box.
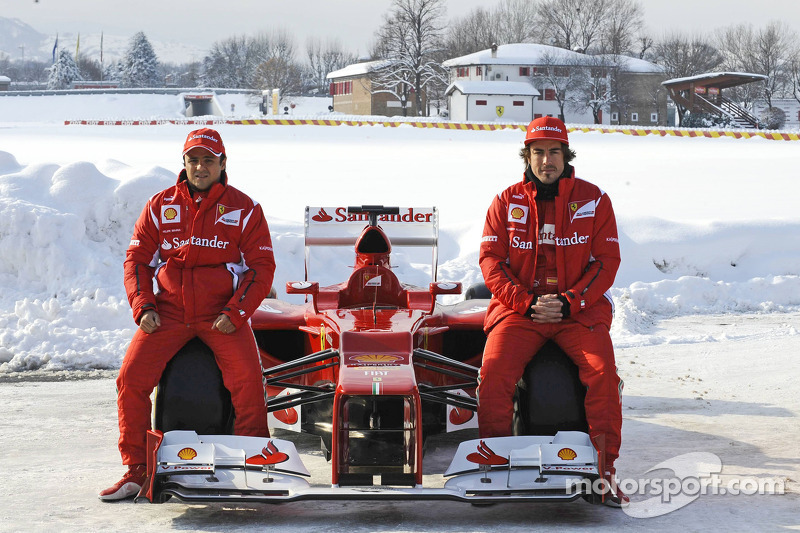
[481,235,498,242]
[508,203,529,224]
[161,205,181,224]
[568,199,596,221]
[129,239,140,247]
[538,223,556,245]
[365,275,382,287]
[216,204,242,226]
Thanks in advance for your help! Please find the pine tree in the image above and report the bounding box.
[47,49,83,89]
[119,32,160,88]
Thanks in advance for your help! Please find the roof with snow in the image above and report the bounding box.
[443,43,663,74]
[446,81,540,97]
[662,72,769,89]
[327,59,393,80]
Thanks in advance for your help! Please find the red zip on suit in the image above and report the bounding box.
[118,170,276,466]
[478,166,623,468]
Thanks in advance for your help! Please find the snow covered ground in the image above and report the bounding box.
[0,94,798,531]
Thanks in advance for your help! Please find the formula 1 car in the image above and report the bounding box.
[136,206,604,505]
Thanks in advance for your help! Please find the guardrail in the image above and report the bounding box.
[62,117,800,141]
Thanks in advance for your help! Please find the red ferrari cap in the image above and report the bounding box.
[182,128,226,157]
[524,116,569,146]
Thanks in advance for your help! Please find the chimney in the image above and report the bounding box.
[491,43,498,58]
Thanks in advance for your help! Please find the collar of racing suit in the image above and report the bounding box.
[176,169,228,199]
[524,164,572,200]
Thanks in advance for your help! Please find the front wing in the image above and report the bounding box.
[137,430,600,504]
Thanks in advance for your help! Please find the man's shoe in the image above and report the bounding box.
[602,470,630,508]
[98,464,147,501]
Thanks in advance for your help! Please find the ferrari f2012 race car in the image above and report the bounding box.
[136,206,608,505]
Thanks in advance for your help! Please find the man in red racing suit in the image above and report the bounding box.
[99,128,276,501]
[478,117,626,506]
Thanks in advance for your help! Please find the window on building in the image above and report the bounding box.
[553,67,569,77]
[650,112,658,122]
[476,100,487,106]
[519,67,530,77]
[631,112,639,122]
[534,114,543,119]
[544,89,556,101]
[513,101,524,106]
[611,112,619,121]
[476,66,482,76]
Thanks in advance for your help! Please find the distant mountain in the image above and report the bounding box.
[0,17,46,61]
[0,17,206,65]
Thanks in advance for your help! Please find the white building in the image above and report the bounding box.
[445,81,539,122]
[443,43,667,125]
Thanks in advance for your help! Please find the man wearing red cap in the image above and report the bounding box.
[478,116,627,506]
[100,128,275,500]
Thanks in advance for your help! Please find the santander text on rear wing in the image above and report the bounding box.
[304,206,439,281]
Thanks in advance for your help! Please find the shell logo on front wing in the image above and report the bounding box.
[557,447,577,460]
[349,354,403,364]
[177,447,198,460]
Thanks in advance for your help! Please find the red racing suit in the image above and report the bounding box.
[118,170,275,466]
[477,167,623,467]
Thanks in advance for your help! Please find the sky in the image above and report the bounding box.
[2,0,799,58]
[0,93,797,529]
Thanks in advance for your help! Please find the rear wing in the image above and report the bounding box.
[304,206,439,281]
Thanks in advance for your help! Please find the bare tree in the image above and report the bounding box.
[252,56,304,102]
[372,0,448,116]
[444,0,539,59]
[529,49,585,120]
[652,32,723,122]
[306,37,357,95]
[201,30,302,94]
[202,34,258,88]
[598,0,644,55]
[494,0,540,44]
[569,54,615,123]
[716,21,798,108]
[536,0,608,52]
[791,53,800,105]
[444,7,500,57]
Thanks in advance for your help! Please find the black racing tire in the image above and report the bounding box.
[514,340,588,436]
[153,338,235,435]
[464,282,492,300]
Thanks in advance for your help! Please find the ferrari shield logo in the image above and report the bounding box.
[215,204,242,226]
[496,106,504,117]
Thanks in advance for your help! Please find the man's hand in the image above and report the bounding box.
[528,294,565,323]
[139,310,161,334]
[212,314,237,334]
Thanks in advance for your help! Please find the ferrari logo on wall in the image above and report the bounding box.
[496,106,504,117]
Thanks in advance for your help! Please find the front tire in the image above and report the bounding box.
[153,337,235,435]
[515,341,588,435]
